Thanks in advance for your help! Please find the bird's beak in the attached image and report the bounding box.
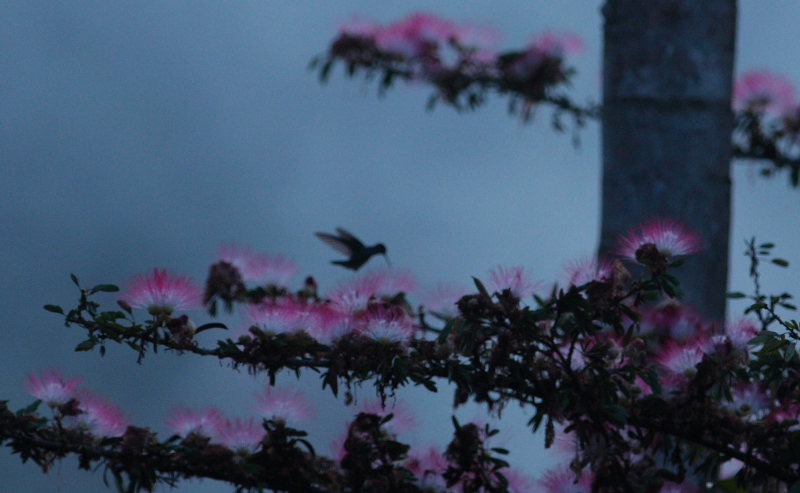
[383,254,392,267]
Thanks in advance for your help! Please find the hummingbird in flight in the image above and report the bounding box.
[315,227,389,271]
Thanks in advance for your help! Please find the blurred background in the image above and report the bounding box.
[1,1,798,491]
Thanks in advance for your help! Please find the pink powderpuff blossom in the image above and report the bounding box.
[24,369,82,407]
[724,318,759,351]
[528,31,585,57]
[216,418,265,454]
[733,69,797,116]
[405,445,448,489]
[504,468,537,493]
[640,301,706,342]
[724,383,772,418]
[166,407,225,437]
[616,219,702,262]
[357,306,415,344]
[537,465,592,493]
[244,298,320,336]
[563,256,613,286]
[65,392,127,437]
[304,303,351,344]
[219,244,297,285]
[375,12,457,58]
[254,386,314,424]
[656,341,705,378]
[327,277,376,314]
[121,268,202,316]
[358,398,416,433]
[422,283,469,317]
[488,265,540,300]
[338,16,381,39]
[363,268,417,297]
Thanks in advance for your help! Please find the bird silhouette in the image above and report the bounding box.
[315,227,389,271]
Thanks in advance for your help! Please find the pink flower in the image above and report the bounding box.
[488,265,540,300]
[733,69,796,116]
[503,468,537,493]
[121,268,202,316]
[327,277,376,314]
[24,369,81,407]
[216,418,265,454]
[166,407,225,437]
[616,219,702,262]
[641,301,706,342]
[656,341,705,378]
[528,31,585,57]
[563,256,613,286]
[375,13,457,58]
[244,298,320,336]
[537,465,592,493]
[219,244,297,285]
[724,318,759,351]
[304,303,351,344]
[357,305,415,344]
[65,392,127,437]
[358,398,416,433]
[406,446,448,489]
[422,283,469,317]
[723,383,771,418]
[254,386,314,424]
[360,268,417,297]
[338,16,381,39]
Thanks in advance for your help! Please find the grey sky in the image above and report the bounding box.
[2,1,799,491]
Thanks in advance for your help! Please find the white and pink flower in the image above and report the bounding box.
[219,244,297,285]
[216,418,265,454]
[617,219,702,262]
[733,69,797,117]
[166,407,225,437]
[24,369,81,407]
[254,386,314,424]
[121,268,202,316]
[488,265,540,300]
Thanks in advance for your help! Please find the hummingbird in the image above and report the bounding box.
[315,227,390,271]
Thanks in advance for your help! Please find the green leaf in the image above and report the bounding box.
[772,258,790,267]
[472,276,490,298]
[759,242,775,249]
[75,339,97,352]
[91,284,119,293]
[43,304,64,314]
[70,273,80,286]
[726,292,746,299]
[195,322,228,334]
[16,399,41,416]
[785,344,797,362]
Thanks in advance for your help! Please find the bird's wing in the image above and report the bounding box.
[315,232,354,256]
[334,227,366,249]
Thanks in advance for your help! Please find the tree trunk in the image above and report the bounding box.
[600,0,737,322]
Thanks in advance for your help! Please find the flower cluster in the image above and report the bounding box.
[319,12,585,120]
[17,218,800,492]
[24,369,126,437]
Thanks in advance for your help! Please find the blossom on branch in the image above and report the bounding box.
[488,265,540,300]
[254,386,314,424]
[734,69,797,117]
[166,407,225,438]
[616,219,702,264]
[120,268,202,316]
[218,244,297,286]
[24,369,81,407]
